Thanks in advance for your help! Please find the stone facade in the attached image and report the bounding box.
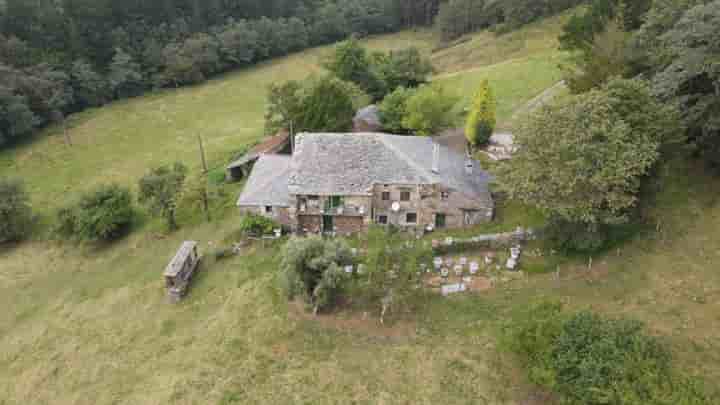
[278,183,493,235]
[238,205,292,229]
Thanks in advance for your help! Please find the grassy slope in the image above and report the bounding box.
[8,12,715,405]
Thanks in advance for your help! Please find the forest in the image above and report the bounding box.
[0,0,583,148]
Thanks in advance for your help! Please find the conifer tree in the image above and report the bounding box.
[465,79,496,148]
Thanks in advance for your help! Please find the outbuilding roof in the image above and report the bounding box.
[236,154,293,207]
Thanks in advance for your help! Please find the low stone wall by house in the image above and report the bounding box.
[432,227,536,254]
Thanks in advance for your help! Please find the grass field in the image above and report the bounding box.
[4,10,718,404]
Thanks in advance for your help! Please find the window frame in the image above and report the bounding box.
[406,212,418,224]
[377,215,388,225]
[381,191,391,201]
[400,191,411,202]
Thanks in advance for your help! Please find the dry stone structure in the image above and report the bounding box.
[237,133,495,235]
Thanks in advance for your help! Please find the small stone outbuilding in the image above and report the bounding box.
[353,105,382,132]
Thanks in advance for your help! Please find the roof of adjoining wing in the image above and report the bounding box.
[287,133,492,198]
[236,154,292,207]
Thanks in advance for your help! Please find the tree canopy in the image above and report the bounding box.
[465,79,496,147]
[499,78,680,250]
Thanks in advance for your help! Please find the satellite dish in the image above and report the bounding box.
[391,202,400,212]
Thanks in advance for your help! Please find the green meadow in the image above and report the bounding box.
[3,11,718,404]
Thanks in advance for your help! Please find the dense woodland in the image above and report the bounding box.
[0,0,591,148]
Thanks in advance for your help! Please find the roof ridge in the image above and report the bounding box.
[376,135,436,183]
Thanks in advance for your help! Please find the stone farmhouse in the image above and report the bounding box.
[237,133,494,235]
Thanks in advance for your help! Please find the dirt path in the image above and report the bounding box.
[510,80,567,121]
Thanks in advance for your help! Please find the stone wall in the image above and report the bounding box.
[372,183,493,230]
[334,216,365,235]
[238,205,293,228]
[298,215,322,233]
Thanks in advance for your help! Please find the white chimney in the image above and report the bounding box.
[465,158,473,175]
[432,143,440,174]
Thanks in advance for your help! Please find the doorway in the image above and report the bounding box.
[435,213,446,229]
[322,215,334,233]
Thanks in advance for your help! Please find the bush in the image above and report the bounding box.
[503,301,710,404]
[378,86,417,133]
[55,184,134,242]
[0,178,33,243]
[358,227,432,320]
[238,214,278,236]
[280,236,354,314]
[401,85,459,135]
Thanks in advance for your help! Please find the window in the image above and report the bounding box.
[326,196,344,210]
[406,213,417,223]
[377,215,388,225]
[265,206,273,214]
[441,191,450,200]
[381,192,390,201]
[400,191,411,201]
[435,213,446,228]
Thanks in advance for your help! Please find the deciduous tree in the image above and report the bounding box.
[499,78,681,251]
[138,162,188,231]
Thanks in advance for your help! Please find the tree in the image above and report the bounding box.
[296,76,357,132]
[0,178,33,243]
[108,48,144,99]
[649,1,720,169]
[138,162,188,231]
[378,86,416,133]
[0,86,36,146]
[69,59,109,108]
[55,184,134,242]
[499,78,681,251]
[465,79,496,148]
[562,21,634,94]
[372,47,433,95]
[401,84,458,135]
[323,37,383,100]
[280,236,354,314]
[361,227,431,323]
[264,80,304,135]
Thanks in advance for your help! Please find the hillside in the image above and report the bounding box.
[2,10,718,404]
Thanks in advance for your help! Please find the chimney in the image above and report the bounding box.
[465,158,474,175]
[432,143,440,174]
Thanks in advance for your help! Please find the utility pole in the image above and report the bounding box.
[289,120,295,154]
[197,135,211,222]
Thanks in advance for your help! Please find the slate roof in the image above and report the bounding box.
[287,133,492,199]
[236,154,292,207]
[227,130,290,170]
[353,105,381,127]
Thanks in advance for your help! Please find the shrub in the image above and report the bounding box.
[503,302,710,404]
[238,214,278,236]
[0,178,33,243]
[378,86,417,133]
[280,236,354,314]
[401,85,458,136]
[55,184,134,242]
[359,227,432,321]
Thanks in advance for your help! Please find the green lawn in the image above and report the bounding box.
[6,12,717,405]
